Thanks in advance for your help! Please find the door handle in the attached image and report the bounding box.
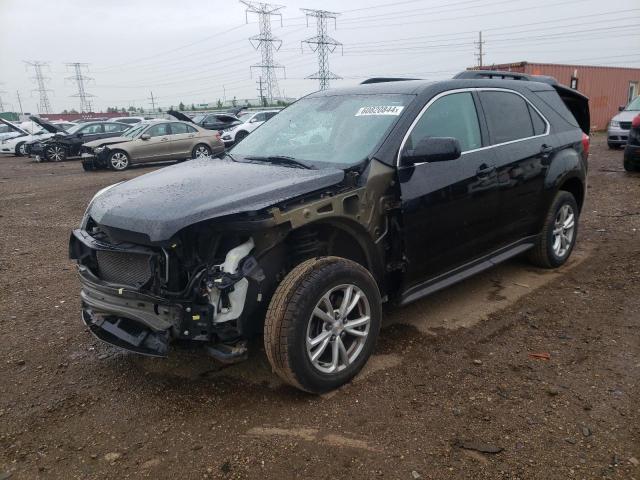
[161,137,169,142]
[476,163,496,176]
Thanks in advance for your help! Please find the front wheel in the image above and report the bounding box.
[234,131,248,143]
[264,257,382,394]
[108,150,130,171]
[45,144,66,162]
[191,143,211,159]
[15,142,26,157]
[528,191,579,268]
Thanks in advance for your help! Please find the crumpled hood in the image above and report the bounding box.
[83,136,131,148]
[88,158,345,242]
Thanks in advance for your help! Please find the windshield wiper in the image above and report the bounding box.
[244,155,315,169]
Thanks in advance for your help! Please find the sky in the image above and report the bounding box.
[0,0,639,113]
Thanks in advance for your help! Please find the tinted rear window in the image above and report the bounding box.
[480,91,534,144]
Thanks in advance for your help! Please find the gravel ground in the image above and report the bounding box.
[0,135,638,480]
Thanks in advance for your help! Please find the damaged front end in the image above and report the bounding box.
[69,219,266,361]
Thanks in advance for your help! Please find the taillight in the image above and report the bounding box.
[581,133,590,161]
[632,114,640,129]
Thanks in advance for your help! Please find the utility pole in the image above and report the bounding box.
[301,9,343,91]
[256,76,267,107]
[475,31,485,68]
[148,91,157,112]
[241,1,285,104]
[25,61,53,114]
[16,90,24,115]
[65,62,95,113]
[0,84,6,112]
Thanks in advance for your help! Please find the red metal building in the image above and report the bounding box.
[470,62,640,131]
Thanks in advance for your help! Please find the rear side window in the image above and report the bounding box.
[407,92,482,152]
[170,123,189,134]
[80,124,104,134]
[104,123,128,133]
[479,91,535,144]
[528,104,547,135]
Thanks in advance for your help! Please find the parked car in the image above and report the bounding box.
[28,120,131,162]
[108,116,150,125]
[80,119,224,171]
[623,114,640,171]
[0,118,67,156]
[188,111,241,131]
[608,96,640,149]
[69,70,589,393]
[0,120,28,143]
[220,110,280,145]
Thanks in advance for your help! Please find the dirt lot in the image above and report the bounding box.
[0,135,638,480]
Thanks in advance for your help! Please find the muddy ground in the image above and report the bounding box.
[0,135,638,480]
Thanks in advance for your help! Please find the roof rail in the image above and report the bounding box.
[453,70,558,86]
[360,77,421,85]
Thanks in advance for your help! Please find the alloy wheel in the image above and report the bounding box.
[194,145,210,158]
[110,152,128,170]
[306,284,371,374]
[552,204,575,258]
[47,146,64,162]
[18,144,26,156]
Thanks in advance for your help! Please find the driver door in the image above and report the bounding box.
[399,90,500,289]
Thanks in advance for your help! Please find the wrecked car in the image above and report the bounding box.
[70,71,590,393]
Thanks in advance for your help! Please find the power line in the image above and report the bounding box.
[66,62,95,113]
[301,9,343,91]
[241,0,286,103]
[25,61,53,114]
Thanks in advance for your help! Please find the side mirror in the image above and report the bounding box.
[619,106,625,111]
[141,133,151,140]
[400,137,461,166]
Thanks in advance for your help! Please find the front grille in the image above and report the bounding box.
[96,250,152,286]
[620,121,632,130]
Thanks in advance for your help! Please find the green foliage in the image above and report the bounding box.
[179,102,185,111]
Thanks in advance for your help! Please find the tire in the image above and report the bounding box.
[191,143,211,159]
[624,158,638,172]
[264,256,382,394]
[45,144,66,162]
[234,131,248,143]
[108,150,130,171]
[528,191,579,269]
[15,142,26,157]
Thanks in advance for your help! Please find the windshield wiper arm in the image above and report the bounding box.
[244,155,314,169]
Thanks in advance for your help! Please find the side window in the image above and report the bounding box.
[264,112,278,120]
[407,92,482,152]
[479,91,535,144]
[80,124,104,135]
[170,122,189,135]
[528,104,547,136]
[147,123,170,137]
[253,113,266,122]
[104,123,126,133]
[185,124,197,133]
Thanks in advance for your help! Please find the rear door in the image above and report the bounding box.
[399,90,500,286]
[167,122,198,158]
[477,89,550,244]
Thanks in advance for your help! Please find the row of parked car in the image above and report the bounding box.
[0,108,281,171]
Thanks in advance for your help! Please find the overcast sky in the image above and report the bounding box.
[1,0,639,113]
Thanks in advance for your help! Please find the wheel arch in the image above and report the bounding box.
[558,176,585,212]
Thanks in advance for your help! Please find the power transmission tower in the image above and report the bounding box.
[475,31,485,67]
[241,1,285,104]
[301,9,343,91]
[256,76,267,107]
[25,61,53,114]
[0,84,6,112]
[148,91,157,112]
[16,90,24,114]
[66,62,95,113]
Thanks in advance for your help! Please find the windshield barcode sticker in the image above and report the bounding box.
[355,106,404,116]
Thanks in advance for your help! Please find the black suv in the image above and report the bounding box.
[29,120,131,162]
[69,71,589,393]
[623,114,640,171]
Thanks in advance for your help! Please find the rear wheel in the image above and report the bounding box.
[528,191,578,269]
[264,257,382,393]
[15,142,26,157]
[108,150,130,171]
[191,143,211,159]
[45,144,66,162]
